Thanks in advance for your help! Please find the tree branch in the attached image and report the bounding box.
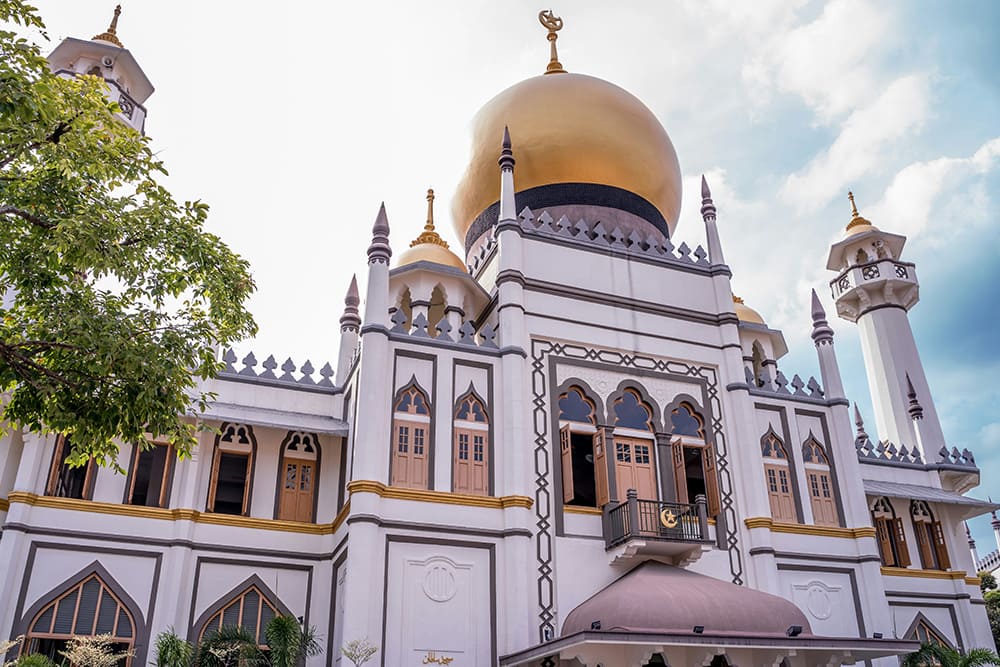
[0,204,55,229]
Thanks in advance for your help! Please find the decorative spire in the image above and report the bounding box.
[498,126,515,171]
[340,275,361,332]
[905,373,924,420]
[810,288,834,346]
[845,190,872,231]
[992,499,1000,528]
[367,202,392,263]
[700,175,724,265]
[92,5,124,48]
[967,521,976,546]
[854,403,868,439]
[700,175,716,221]
[538,10,566,74]
[408,189,451,249]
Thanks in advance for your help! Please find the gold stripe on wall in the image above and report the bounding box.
[744,516,877,539]
[346,480,533,509]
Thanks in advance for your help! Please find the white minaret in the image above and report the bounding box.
[826,193,946,456]
[46,5,153,133]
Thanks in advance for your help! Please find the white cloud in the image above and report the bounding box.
[780,74,932,211]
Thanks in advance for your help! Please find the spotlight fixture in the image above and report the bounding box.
[693,625,705,634]
[873,632,883,639]
[591,621,602,630]
[786,625,803,637]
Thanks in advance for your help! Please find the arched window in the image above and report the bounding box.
[199,586,279,649]
[761,431,796,523]
[910,618,948,647]
[277,432,320,522]
[391,384,431,490]
[751,341,766,387]
[871,496,911,568]
[802,437,839,526]
[611,390,657,501]
[453,392,489,496]
[24,574,136,665]
[558,386,607,508]
[208,423,256,516]
[669,403,720,517]
[427,285,447,338]
[46,436,96,500]
[910,501,950,570]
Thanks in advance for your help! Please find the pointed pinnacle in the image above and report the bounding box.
[499,125,515,170]
[811,288,826,321]
[503,125,511,149]
[854,402,864,428]
[699,174,716,221]
[345,274,359,307]
[905,373,924,420]
[810,288,834,345]
[373,202,389,235]
[701,174,711,200]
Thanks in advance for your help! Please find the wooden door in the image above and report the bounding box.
[764,463,795,522]
[391,421,428,489]
[593,430,609,507]
[892,516,911,567]
[932,521,950,569]
[279,458,315,522]
[614,437,656,499]
[454,428,488,496]
[702,442,720,517]
[672,439,687,503]
[874,517,895,565]
[808,470,838,526]
[560,425,574,503]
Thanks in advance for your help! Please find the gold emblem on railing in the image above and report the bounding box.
[660,508,678,528]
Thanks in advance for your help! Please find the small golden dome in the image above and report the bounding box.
[92,5,124,48]
[733,295,766,325]
[397,189,467,271]
[451,71,682,246]
[844,190,878,235]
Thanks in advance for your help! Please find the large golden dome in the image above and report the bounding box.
[451,71,682,248]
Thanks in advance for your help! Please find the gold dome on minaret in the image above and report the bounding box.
[451,12,682,247]
[397,189,467,270]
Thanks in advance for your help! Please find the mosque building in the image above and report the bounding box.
[0,8,995,667]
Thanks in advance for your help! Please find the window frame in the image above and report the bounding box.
[452,392,491,496]
[390,384,432,490]
[760,431,797,523]
[557,385,607,510]
[802,437,840,527]
[207,423,257,516]
[275,431,321,523]
[46,436,96,500]
[871,496,911,568]
[123,440,174,508]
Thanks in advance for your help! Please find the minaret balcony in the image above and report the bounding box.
[830,258,919,322]
[603,490,713,566]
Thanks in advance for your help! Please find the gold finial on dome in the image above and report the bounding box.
[845,190,872,231]
[92,5,124,48]
[539,10,566,74]
[732,295,744,305]
[409,189,450,249]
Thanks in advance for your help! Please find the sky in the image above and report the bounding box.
[24,1,1000,548]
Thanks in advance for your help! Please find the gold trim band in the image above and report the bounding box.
[965,576,983,587]
[346,480,533,509]
[7,491,348,535]
[0,497,8,512]
[563,505,602,516]
[744,517,877,539]
[880,566,967,581]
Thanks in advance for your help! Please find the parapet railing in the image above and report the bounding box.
[604,489,709,549]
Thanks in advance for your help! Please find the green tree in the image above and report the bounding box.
[986,590,1000,651]
[339,639,377,667]
[981,571,998,594]
[195,626,263,667]
[264,616,321,667]
[901,642,1000,667]
[154,629,194,667]
[0,0,255,465]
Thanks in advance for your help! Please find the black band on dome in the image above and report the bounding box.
[463,182,670,252]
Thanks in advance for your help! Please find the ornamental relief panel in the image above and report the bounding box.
[555,362,699,414]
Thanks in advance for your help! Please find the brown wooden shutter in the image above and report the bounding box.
[914,521,934,569]
[593,429,609,507]
[703,442,721,517]
[672,439,688,504]
[874,518,895,566]
[932,521,951,570]
[560,425,574,503]
[893,517,911,567]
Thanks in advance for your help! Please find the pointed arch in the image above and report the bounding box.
[189,574,294,648]
[760,427,796,523]
[427,283,448,337]
[910,500,950,571]
[452,385,491,496]
[802,434,839,527]
[15,561,147,667]
[871,496,911,568]
[208,422,257,516]
[663,396,721,517]
[902,612,955,649]
[554,378,605,425]
[274,431,322,522]
[554,379,607,510]
[390,377,432,489]
[606,381,660,431]
[751,340,766,386]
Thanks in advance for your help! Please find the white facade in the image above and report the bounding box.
[0,15,994,667]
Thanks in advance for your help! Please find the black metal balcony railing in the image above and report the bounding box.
[604,489,710,549]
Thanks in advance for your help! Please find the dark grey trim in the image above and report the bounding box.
[451,360,496,496]
[498,346,529,358]
[891,604,963,651]
[359,324,390,336]
[327,549,348,662]
[795,408,848,528]
[552,377,608,425]
[388,331,504,357]
[9,543,161,667]
[187,568,300,645]
[749,547,881,564]
[747,387,836,407]
[886,591,971,601]
[497,302,526,314]
[213,373,337,396]
[776,563,866,636]
[380,535,496,667]
[346,514,531,538]
[856,303,908,319]
[389,351,437,490]
[521,275,739,327]
[604,379,663,431]
[1,523,347,561]
[272,431,323,522]
[754,404,806,524]
[337,387,352,513]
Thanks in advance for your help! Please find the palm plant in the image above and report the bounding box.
[196,626,263,667]
[13,656,57,667]
[264,617,321,667]
[154,630,194,667]
[902,642,1000,667]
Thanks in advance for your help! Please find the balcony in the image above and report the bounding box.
[603,489,713,565]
